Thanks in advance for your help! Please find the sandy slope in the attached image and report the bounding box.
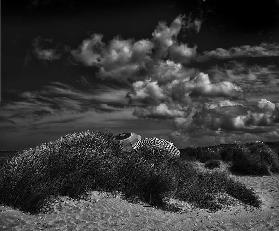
[0,174,279,231]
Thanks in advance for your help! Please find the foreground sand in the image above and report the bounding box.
[1,174,279,231]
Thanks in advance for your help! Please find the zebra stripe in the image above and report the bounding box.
[134,137,180,157]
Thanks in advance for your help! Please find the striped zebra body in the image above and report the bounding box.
[134,137,180,157]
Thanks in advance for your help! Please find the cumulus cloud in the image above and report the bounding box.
[166,98,279,148]
[71,15,198,81]
[127,80,165,105]
[208,63,279,103]
[151,15,197,62]
[189,72,242,97]
[27,15,279,147]
[72,36,154,81]
[34,49,60,61]
[167,72,242,100]
[169,44,197,63]
[185,99,279,132]
[33,37,62,61]
[202,43,279,59]
[230,101,279,129]
[71,34,104,66]
[129,71,242,107]
[152,15,184,58]
[133,103,185,119]
[151,60,194,83]
[258,98,276,112]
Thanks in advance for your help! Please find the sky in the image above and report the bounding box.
[1,0,279,150]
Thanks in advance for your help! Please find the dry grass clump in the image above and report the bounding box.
[0,130,261,213]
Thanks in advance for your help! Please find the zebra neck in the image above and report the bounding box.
[132,139,142,149]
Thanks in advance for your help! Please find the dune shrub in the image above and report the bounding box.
[248,142,279,173]
[0,131,124,213]
[230,142,279,175]
[179,147,199,161]
[176,161,261,210]
[198,147,221,163]
[219,145,235,161]
[118,147,179,205]
[180,146,222,163]
[0,131,179,213]
[204,160,221,169]
[0,130,261,213]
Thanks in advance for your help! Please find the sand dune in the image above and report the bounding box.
[1,174,278,231]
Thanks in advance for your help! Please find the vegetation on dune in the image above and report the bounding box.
[204,160,221,169]
[180,141,279,176]
[180,146,222,162]
[0,131,122,213]
[0,131,179,213]
[230,142,279,175]
[175,161,260,211]
[0,130,261,213]
[119,146,180,205]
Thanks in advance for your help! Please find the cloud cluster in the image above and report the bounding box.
[151,60,193,83]
[127,80,165,105]
[169,44,197,63]
[152,15,184,58]
[235,99,279,128]
[202,43,279,59]
[71,34,104,66]
[185,99,279,132]
[133,103,185,119]
[189,72,242,97]
[25,15,279,147]
[33,37,62,61]
[127,71,242,120]
[71,16,198,81]
[129,72,242,103]
[208,62,279,103]
[169,98,279,147]
[72,35,154,81]
[71,16,242,120]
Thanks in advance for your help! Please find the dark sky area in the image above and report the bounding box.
[1,0,279,150]
[3,0,279,94]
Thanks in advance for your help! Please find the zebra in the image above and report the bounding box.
[134,137,180,157]
[115,132,180,158]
